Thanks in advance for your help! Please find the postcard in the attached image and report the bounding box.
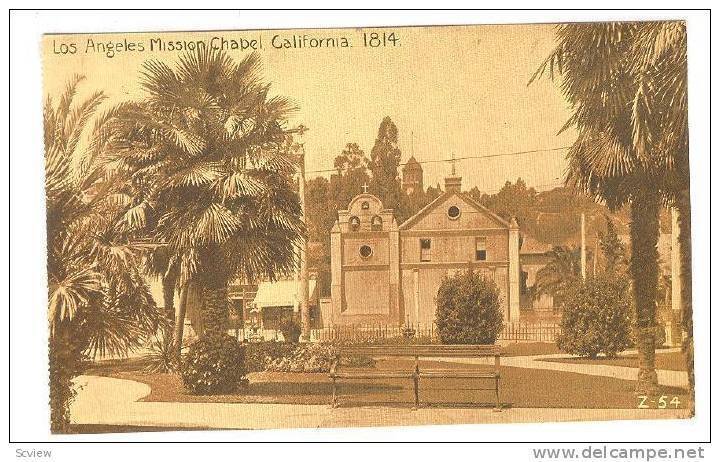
[40,21,693,434]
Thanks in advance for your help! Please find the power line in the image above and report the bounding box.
[305,145,571,176]
[473,180,567,195]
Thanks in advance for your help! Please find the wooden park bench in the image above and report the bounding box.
[329,344,502,410]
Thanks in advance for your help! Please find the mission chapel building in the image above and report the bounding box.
[327,170,523,327]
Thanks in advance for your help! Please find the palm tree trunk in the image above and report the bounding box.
[162,275,175,320]
[201,278,229,338]
[49,321,82,433]
[676,186,694,414]
[630,188,661,396]
[172,284,189,366]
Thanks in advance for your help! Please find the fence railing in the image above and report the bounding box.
[309,321,560,344]
[499,322,561,343]
[311,324,437,343]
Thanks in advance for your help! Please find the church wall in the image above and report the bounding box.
[330,193,400,326]
[406,195,504,231]
[400,229,509,263]
[342,235,390,266]
[394,192,516,325]
[400,264,510,326]
[343,269,390,315]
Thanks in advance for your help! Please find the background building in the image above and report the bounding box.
[401,156,423,195]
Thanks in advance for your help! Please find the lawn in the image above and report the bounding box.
[86,356,688,410]
[501,342,561,357]
[539,351,687,371]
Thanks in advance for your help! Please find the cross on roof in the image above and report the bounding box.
[362,183,369,194]
[295,124,309,136]
[450,152,457,176]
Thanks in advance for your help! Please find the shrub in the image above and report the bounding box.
[435,269,504,344]
[557,274,633,358]
[266,343,334,372]
[144,320,178,373]
[342,335,439,346]
[655,323,667,348]
[244,342,375,373]
[280,318,301,343]
[631,322,668,349]
[181,334,245,394]
[243,341,296,373]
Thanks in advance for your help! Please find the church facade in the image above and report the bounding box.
[327,173,521,327]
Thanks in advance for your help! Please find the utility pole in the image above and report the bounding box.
[670,207,682,345]
[580,212,586,281]
[291,125,310,342]
[593,232,599,278]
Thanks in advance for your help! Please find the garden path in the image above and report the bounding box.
[70,349,689,430]
[444,348,688,388]
[70,375,688,431]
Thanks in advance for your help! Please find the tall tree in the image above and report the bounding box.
[533,21,690,397]
[304,143,371,294]
[331,142,371,207]
[470,179,539,229]
[107,49,304,348]
[45,76,163,432]
[598,215,627,273]
[369,117,403,212]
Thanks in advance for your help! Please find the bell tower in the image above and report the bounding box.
[402,156,423,195]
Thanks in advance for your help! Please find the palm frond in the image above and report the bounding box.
[214,170,266,200]
[55,74,85,129]
[165,161,224,189]
[64,90,107,158]
[48,267,102,334]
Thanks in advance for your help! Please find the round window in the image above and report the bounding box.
[448,205,461,219]
[359,245,373,258]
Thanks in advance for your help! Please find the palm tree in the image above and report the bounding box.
[45,76,163,432]
[106,49,304,348]
[533,246,582,307]
[142,246,181,371]
[532,21,690,397]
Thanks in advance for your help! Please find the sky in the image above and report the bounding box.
[42,23,577,194]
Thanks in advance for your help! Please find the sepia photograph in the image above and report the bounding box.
[7,7,713,456]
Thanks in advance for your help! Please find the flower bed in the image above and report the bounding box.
[244,342,374,373]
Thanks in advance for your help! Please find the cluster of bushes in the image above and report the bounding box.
[246,342,374,373]
[265,343,335,372]
[330,335,439,346]
[243,341,296,373]
[180,339,377,393]
[177,270,509,394]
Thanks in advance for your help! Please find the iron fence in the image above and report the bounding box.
[310,321,561,344]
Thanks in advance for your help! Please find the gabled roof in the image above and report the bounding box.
[398,190,513,230]
[520,236,554,255]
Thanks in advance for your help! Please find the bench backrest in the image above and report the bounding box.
[337,344,501,358]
